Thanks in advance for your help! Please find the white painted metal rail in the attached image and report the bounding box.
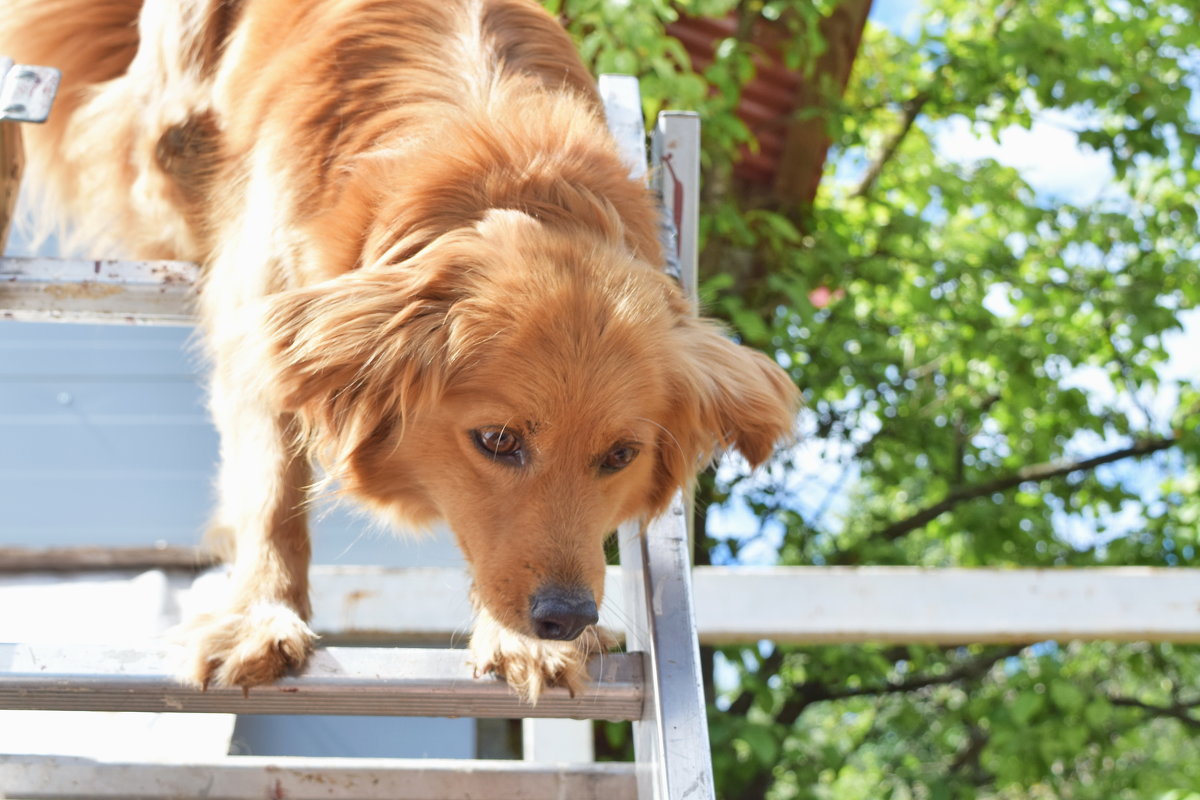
[297,565,1200,645]
[6,564,1199,647]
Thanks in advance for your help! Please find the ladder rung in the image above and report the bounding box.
[0,644,643,720]
[0,754,637,800]
[0,257,198,324]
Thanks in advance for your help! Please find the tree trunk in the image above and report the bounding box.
[773,0,874,207]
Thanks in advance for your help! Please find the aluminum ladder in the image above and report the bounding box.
[0,62,715,800]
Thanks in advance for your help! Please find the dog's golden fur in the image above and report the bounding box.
[3,0,798,699]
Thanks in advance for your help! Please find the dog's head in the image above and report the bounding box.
[263,209,798,640]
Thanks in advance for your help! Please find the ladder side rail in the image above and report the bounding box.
[619,497,714,800]
[653,111,701,306]
[617,102,715,799]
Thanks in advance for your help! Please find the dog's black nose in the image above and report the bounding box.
[529,585,598,641]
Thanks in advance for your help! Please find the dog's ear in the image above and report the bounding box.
[651,318,800,509]
[260,250,465,459]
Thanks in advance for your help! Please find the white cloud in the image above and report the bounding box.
[931,111,1117,204]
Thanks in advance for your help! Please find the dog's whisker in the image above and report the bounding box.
[633,416,685,462]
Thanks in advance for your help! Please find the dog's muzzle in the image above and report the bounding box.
[529,584,598,641]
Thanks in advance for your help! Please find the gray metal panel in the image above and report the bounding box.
[0,644,644,721]
[0,318,466,565]
[0,319,214,544]
[0,754,637,800]
[230,714,474,759]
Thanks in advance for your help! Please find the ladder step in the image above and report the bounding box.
[0,257,198,325]
[0,754,637,800]
[0,644,643,720]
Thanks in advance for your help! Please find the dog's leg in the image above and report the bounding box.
[182,362,316,690]
[470,604,613,704]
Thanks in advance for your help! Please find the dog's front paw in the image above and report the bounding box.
[179,602,316,691]
[470,613,613,703]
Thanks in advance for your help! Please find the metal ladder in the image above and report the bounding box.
[0,62,715,800]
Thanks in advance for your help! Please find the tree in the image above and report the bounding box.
[558,0,1200,796]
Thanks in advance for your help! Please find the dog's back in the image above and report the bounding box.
[2,0,635,269]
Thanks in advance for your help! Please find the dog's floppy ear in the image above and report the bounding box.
[260,249,465,460]
[652,318,800,509]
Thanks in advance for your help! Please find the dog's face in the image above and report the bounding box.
[265,210,797,639]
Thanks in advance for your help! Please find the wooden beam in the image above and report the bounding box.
[0,121,20,254]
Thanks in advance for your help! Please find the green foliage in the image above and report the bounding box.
[559,0,1200,796]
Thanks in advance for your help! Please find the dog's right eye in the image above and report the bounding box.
[471,427,525,466]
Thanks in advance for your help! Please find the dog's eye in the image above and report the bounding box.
[600,444,639,474]
[472,427,525,465]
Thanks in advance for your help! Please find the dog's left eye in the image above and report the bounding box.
[600,444,639,474]
[472,427,525,465]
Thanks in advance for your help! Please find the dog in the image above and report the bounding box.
[2,0,799,700]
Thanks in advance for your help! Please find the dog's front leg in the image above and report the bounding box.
[181,363,316,690]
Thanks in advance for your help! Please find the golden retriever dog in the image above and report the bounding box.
[2,0,798,700]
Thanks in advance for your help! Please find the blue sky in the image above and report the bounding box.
[869,0,924,40]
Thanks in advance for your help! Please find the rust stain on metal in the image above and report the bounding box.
[44,282,122,300]
[344,589,377,608]
[150,264,195,285]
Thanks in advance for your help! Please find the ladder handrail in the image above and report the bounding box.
[602,77,716,800]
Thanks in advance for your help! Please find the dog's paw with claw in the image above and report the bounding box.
[178,601,316,691]
[470,611,614,703]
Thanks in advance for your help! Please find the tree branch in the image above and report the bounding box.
[876,435,1178,543]
[773,644,1026,727]
[852,90,929,198]
[1108,695,1200,730]
[852,0,1018,199]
